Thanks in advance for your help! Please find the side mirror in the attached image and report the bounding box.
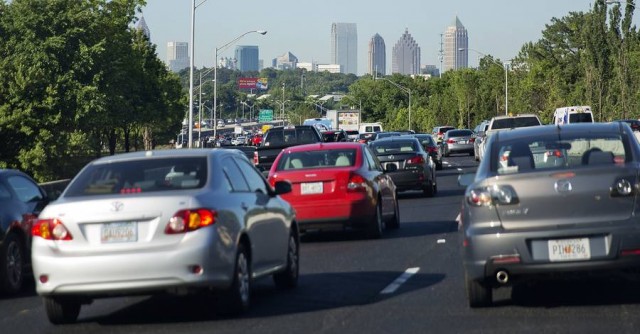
[384,163,398,173]
[457,173,475,187]
[273,180,292,195]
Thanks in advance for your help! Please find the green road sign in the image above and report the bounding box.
[258,109,274,122]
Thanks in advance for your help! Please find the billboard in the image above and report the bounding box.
[238,77,268,90]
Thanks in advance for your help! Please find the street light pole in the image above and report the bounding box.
[188,0,209,148]
[213,30,267,140]
[376,77,412,131]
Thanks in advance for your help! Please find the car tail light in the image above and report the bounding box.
[253,151,259,165]
[406,156,425,165]
[447,139,455,144]
[165,209,216,234]
[347,173,367,192]
[32,219,73,240]
[466,185,519,207]
[469,138,475,143]
[426,146,438,153]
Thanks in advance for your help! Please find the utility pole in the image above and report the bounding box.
[282,82,285,125]
[438,33,444,78]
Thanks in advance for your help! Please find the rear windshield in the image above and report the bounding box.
[569,113,593,123]
[275,149,357,170]
[491,117,541,129]
[494,134,627,175]
[447,130,473,137]
[65,157,207,197]
[371,141,419,154]
[264,128,319,146]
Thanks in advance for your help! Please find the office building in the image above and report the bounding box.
[368,33,386,76]
[391,28,421,75]
[273,52,298,70]
[136,16,150,40]
[331,23,357,75]
[317,64,341,73]
[235,45,260,72]
[167,41,189,73]
[444,16,469,72]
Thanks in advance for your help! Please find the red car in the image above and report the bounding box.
[251,134,263,146]
[268,142,399,238]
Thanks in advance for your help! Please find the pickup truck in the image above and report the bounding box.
[254,125,323,175]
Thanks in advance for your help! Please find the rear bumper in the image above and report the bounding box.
[388,170,429,191]
[294,197,376,231]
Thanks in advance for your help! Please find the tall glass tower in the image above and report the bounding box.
[167,41,189,73]
[391,28,420,75]
[331,23,358,75]
[368,33,386,76]
[444,16,468,72]
[235,45,260,72]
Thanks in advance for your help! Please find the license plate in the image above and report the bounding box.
[301,182,323,195]
[548,238,590,262]
[101,222,137,243]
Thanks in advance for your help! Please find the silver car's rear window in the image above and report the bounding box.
[495,134,627,175]
[65,157,208,197]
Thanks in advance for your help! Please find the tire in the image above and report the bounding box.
[273,231,299,289]
[218,244,251,316]
[386,198,400,229]
[43,297,81,324]
[436,161,443,170]
[0,233,25,294]
[366,201,384,239]
[423,180,435,197]
[466,272,492,308]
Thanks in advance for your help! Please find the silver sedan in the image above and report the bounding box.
[31,149,298,324]
[459,122,640,307]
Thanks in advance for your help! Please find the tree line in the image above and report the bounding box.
[1,0,636,182]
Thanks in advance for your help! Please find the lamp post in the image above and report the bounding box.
[242,101,256,121]
[213,30,267,140]
[197,67,215,145]
[187,0,209,148]
[376,77,412,131]
[459,47,510,115]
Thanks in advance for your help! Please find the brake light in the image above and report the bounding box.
[447,139,455,144]
[253,151,259,165]
[466,185,519,207]
[165,209,217,234]
[32,219,73,240]
[426,146,438,153]
[347,174,367,192]
[406,156,425,165]
[469,138,475,143]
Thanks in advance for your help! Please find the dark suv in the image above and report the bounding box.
[0,169,50,294]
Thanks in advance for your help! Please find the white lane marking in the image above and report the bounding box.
[380,267,420,295]
[437,239,446,244]
[457,168,463,171]
[456,213,461,222]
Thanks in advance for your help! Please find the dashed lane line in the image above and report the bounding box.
[380,267,420,295]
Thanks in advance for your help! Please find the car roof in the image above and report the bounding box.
[282,142,364,153]
[494,123,626,142]
[87,148,241,165]
[371,137,420,143]
[490,114,539,120]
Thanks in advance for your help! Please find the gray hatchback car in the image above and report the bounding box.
[459,122,640,307]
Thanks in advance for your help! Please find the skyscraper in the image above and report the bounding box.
[136,16,150,40]
[167,41,189,73]
[368,33,386,76]
[272,52,298,70]
[444,16,469,72]
[391,28,420,75]
[331,23,357,75]
[235,45,260,72]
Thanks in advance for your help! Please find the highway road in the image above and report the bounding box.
[4,154,640,333]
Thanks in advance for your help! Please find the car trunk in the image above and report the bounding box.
[276,168,355,202]
[492,167,638,230]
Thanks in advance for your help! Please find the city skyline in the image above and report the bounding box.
[140,1,633,76]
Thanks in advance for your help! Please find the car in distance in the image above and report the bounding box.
[403,134,442,170]
[458,122,640,307]
[267,142,399,238]
[0,169,50,294]
[473,121,489,161]
[440,129,475,157]
[432,126,455,144]
[370,137,437,197]
[477,114,542,162]
[31,149,299,324]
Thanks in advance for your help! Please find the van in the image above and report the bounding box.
[552,106,594,125]
[359,122,383,133]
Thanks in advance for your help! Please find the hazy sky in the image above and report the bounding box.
[139,0,637,75]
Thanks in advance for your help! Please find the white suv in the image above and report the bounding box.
[477,114,542,162]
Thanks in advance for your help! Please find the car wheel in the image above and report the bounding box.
[444,147,450,157]
[386,198,400,229]
[218,243,251,316]
[423,180,435,197]
[0,233,24,294]
[436,161,443,170]
[466,272,492,308]
[43,297,81,324]
[273,231,299,289]
[366,201,384,239]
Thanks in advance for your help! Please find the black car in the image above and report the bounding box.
[321,129,348,142]
[402,134,443,170]
[0,169,50,294]
[369,137,437,197]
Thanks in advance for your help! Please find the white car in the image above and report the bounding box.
[31,149,298,324]
[232,136,246,146]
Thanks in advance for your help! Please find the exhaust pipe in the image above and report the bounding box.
[496,270,509,284]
